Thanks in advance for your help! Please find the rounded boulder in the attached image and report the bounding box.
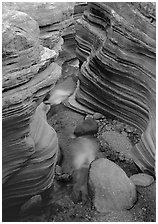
[89,158,137,213]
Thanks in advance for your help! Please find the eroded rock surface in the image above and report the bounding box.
[74,2,156,174]
[2,2,84,63]
[2,9,61,211]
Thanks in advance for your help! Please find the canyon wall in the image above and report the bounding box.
[3,2,87,62]
[75,2,156,174]
[2,3,78,211]
[2,1,156,213]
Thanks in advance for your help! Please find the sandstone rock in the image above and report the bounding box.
[55,165,62,175]
[74,2,87,21]
[20,195,42,215]
[2,2,77,63]
[85,114,93,119]
[93,112,104,120]
[75,2,156,175]
[89,158,137,213]
[74,118,98,137]
[65,81,94,115]
[3,2,75,27]
[2,9,41,90]
[2,9,61,211]
[130,173,154,187]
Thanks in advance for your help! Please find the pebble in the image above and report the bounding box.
[85,114,93,120]
[130,173,154,187]
[93,112,104,120]
[105,125,111,131]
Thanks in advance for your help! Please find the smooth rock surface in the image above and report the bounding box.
[89,158,137,213]
[20,195,42,215]
[74,117,98,137]
[2,9,61,210]
[130,173,154,187]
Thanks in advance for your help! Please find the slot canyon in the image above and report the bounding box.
[2,2,156,222]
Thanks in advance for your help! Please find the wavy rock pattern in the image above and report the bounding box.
[2,9,61,210]
[2,2,75,50]
[2,2,88,67]
[75,3,156,174]
[2,2,87,69]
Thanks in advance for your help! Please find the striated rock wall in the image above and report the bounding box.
[2,3,88,212]
[2,2,74,48]
[2,9,61,210]
[75,3,156,174]
[2,2,86,62]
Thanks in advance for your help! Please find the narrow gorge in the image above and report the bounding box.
[2,2,156,222]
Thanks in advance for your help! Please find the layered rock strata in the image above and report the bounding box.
[75,3,156,174]
[2,2,78,59]
[3,3,71,48]
[2,9,61,210]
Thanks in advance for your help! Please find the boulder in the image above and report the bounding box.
[74,117,98,137]
[89,158,137,213]
[130,173,154,187]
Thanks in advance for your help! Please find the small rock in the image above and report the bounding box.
[55,165,62,175]
[105,125,112,131]
[20,195,42,215]
[125,126,133,133]
[89,158,137,213]
[130,173,154,187]
[56,173,72,182]
[122,131,127,137]
[74,118,98,137]
[93,112,104,120]
[85,114,93,119]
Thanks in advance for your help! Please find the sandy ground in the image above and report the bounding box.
[16,104,156,222]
